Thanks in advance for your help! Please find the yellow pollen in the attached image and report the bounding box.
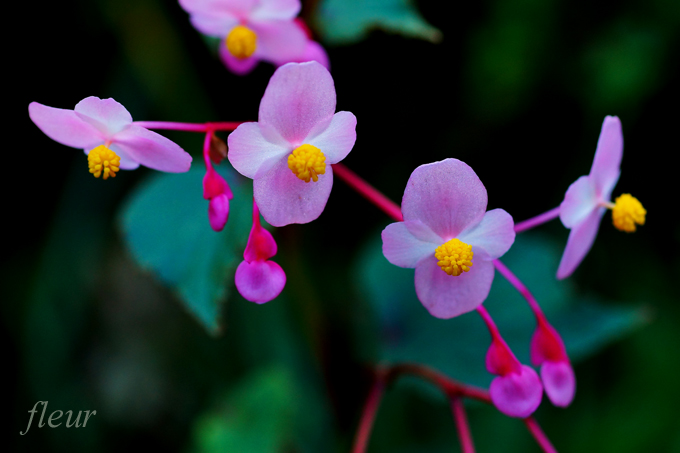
[87,145,121,180]
[434,238,474,276]
[611,193,646,232]
[288,144,326,183]
[226,25,257,59]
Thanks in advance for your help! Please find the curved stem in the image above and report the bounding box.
[331,163,403,222]
[133,120,244,132]
[524,417,559,453]
[203,130,214,168]
[351,371,387,453]
[492,259,544,319]
[451,397,476,453]
[513,207,561,233]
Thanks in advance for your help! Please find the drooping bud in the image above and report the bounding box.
[530,318,575,407]
[208,194,230,232]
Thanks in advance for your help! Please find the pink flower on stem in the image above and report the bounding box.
[179,0,325,75]
[228,61,357,227]
[235,200,286,303]
[557,115,646,279]
[531,317,575,407]
[381,158,516,318]
[478,306,543,418]
[28,96,192,178]
[202,130,234,231]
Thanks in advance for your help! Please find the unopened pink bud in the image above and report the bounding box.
[208,194,230,232]
[203,166,233,200]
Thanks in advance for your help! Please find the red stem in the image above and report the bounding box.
[203,130,214,168]
[451,397,476,453]
[492,259,545,320]
[513,206,561,233]
[524,417,559,453]
[351,371,387,453]
[133,120,244,132]
[331,163,403,222]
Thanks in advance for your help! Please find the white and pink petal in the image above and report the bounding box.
[559,175,598,228]
[74,97,133,137]
[382,222,438,268]
[305,111,357,164]
[457,208,515,260]
[228,122,290,179]
[401,159,488,240]
[112,125,192,173]
[556,207,605,279]
[590,115,623,200]
[29,102,104,149]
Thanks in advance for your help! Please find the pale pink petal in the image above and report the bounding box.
[556,207,605,279]
[541,361,575,408]
[305,111,357,164]
[250,20,307,63]
[227,122,290,179]
[208,194,230,232]
[401,159,488,240]
[489,365,543,418]
[273,40,331,69]
[74,97,133,137]
[414,255,495,319]
[29,102,104,149]
[219,41,260,75]
[179,0,255,18]
[457,209,515,260]
[590,115,623,201]
[112,125,192,173]
[244,223,277,262]
[235,260,286,304]
[559,175,597,228]
[253,157,333,226]
[381,222,438,268]
[105,144,140,170]
[251,0,300,21]
[404,218,444,243]
[258,61,335,145]
[190,14,239,37]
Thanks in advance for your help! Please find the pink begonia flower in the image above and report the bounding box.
[228,61,357,227]
[486,330,543,418]
[235,201,286,303]
[179,0,319,75]
[28,97,192,178]
[381,159,516,318]
[557,115,646,279]
[531,318,575,407]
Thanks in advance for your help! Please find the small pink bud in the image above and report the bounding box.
[490,365,543,418]
[208,194,230,232]
[203,166,233,200]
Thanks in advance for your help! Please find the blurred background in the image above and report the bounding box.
[5,0,680,451]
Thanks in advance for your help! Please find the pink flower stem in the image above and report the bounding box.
[203,130,214,168]
[492,259,546,321]
[476,305,504,344]
[352,364,490,453]
[524,417,559,453]
[450,396,476,453]
[133,121,244,132]
[331,163,403,222]
[513,206,561,233]
[351,370,387,453]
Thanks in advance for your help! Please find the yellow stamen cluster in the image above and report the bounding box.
[88,145,121,180]
[611,193,646,232]
[226,25,257,59]
[434,238,474,276]
[288,144,326,183]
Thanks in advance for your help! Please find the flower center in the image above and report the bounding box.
[611,193,646,232]
[434,238,474,276]
[287,144,326,183]
[226,25,257,59]
[88,145,121,180]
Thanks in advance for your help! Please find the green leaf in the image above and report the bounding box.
[315,0,442,45]
[119,166,252,335]
[354,232,648,388]
[191,367,297,453]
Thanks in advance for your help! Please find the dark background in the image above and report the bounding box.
[5,0,680,451]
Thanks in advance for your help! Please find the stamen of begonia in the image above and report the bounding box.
[87,145,120,180]
[611,194,646,232]
[434,238,473,276]
[287,144,326,182]
[226,25,257,59]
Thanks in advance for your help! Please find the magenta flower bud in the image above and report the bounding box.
[202,165,233,200]
[234,201,286,304]
[531,319,576,408]
[208,194,230,232]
